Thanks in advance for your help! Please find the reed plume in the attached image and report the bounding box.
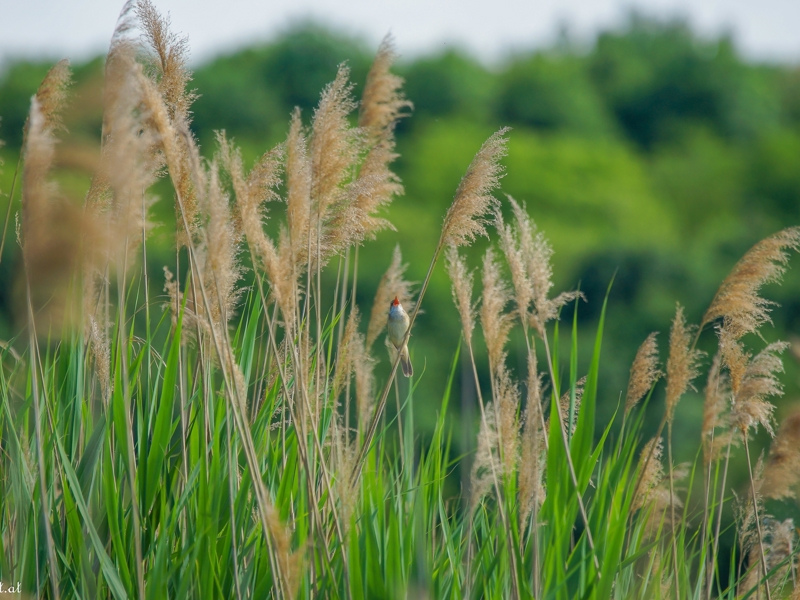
[366,245,414,349]
[348,34,411,241]
[702,227,800,340]
[136,0,199,243]
[701,352,733,465]
[505,196,581,336]
[761,410,800,500]
[441,129,509,248]
[731,341,788,437]
[22,62,86,334]
[665,304,702,424]
[625,332,661,415]
[494,363,520,474]
[445,245,477,348]
[495,203,532,324]
[309,64,363,259]
[480,246,513,370]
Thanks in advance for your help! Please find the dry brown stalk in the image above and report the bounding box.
[665,304,703,424]
[625,332,661,415]
[519,351,546,526]
[366,245,415,349]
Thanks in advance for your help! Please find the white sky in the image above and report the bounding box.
[2,0,799,66]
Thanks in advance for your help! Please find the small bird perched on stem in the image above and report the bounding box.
[388,296,413,377]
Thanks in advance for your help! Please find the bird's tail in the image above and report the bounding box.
[400,345,413,378]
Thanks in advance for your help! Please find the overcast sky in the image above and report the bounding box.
[2,0,799,66]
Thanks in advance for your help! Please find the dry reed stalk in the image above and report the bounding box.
[632,438,686,535]
[701,227,800,341]
[519,351,546,526]
[738,457,773,600]
[625,332,661,416]
[19,61,76,600]
[495,204,532,327]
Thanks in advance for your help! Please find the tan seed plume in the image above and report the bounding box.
[445,245,477,348]
[441,128,509,248]
[480,246,514,370]
[625,332,661,415]
[701,352,734,465]
[347,34,412,242]
[761,410,800,500]
[731,341,788,437]
[507,196,581,335]
[665,304,703,424]
[702,227,800,340]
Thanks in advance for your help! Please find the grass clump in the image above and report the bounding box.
[1,2,800,599]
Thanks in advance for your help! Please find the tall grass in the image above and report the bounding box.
[1,2,800,598]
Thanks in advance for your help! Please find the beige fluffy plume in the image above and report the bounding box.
[445,245,477,348]
[625,332,661,415]
[761,410,800,500]
[664,304,703,424]
[441,128,509,248]
[702,227,800,340]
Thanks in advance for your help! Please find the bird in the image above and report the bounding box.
[387,296,413,377]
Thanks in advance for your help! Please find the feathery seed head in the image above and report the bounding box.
[441,128,509,248]
[625,332,661,415]
[665,304,703,424]
[480,246,513,369]
[702,227,800,340]
[731,341,788,437]
[445,245,477,348]
[702,352,734,465]
[761,410,800,500]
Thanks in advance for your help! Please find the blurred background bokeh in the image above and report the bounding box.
[2,4,800,546]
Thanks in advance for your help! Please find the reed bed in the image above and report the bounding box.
[1,3,800,598]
